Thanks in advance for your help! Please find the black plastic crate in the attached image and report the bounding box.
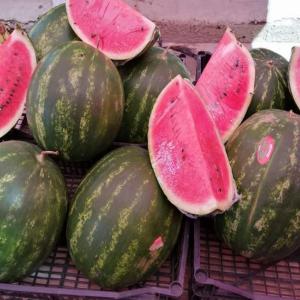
[193,218,300,300]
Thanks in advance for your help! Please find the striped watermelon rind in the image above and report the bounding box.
[246,48,294,118]
[215,109,300,263]
[67,146,182,289]
[29,4,78,61]
[27,41,124,162]
[117,47,191,144]
[0,140,67,282]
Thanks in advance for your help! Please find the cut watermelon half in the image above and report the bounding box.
[288,47,300,110]
[66,0,159,61]
[195,28,255,142]
[148,75,238,216]
[0,29,36,138]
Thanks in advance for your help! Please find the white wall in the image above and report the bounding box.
[2,0,300,59]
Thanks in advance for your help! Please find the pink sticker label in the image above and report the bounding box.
[149,236,164,252]
[256,136,275,165]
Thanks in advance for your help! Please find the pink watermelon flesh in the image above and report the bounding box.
[66,0,157,61]
[0,29,36,138]
[195,28,255,142]
[289,47,300,109]
[148,75,237,216]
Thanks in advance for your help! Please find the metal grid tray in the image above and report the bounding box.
[0,120,190,299]
[193,218,300,300]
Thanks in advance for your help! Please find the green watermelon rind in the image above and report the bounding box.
[246,48,293,118]
[26,41,124,162]
[117,46,191,144]
[0,140,67,282]
[29,4,78,61]
[215,109,300,263]
[67,145,182,289]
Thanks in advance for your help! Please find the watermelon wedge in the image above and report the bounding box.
[288,47,300,109]
[0,29,36,138]
[195,28,255,142]
[148,75,238,216]
[66,0,159,61]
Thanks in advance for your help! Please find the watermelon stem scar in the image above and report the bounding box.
[36,150,59,164]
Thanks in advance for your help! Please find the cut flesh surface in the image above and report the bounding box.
[195,28,255,142]
[148,75,236,216]
[0,29,36,138]
[289,47,300,109]
[66,0,157,60]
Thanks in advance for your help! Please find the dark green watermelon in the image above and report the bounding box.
[246,48,294,118]
[29,4,78,61]
[0,140,67,282]
[67,146,182,289]
[117,47,191,143]
[27,41,124,161]
[215,109,300,263]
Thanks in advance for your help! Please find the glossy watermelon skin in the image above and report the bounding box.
[27,41,124,162]
[29,4,78,61]
[215,109,300,263]
[117,47,191,144]
[245,48,294,118]
[67,146,182,289]
[0,140,67,282]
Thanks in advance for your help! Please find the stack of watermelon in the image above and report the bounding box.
[1,0,300,291]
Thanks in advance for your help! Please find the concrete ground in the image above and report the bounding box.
[1,0,300,58]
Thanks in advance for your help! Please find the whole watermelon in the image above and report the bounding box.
[0,140,67,282]
[245,48,294,118]
[27,41,124,161]
[117,47,191,143]
[29,4,78,60]
[215,109,300,263]
[67,146,182,288]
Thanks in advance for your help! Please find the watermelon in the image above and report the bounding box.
[148,75,237,216]
[29,4,78,61]
[0,140,67,282]
[288,47,300,110]
[245,48,293,118]
[195,28,255,142]
[66,0,160,61]
[67,146,182,289]
[0,29,36,138]
[27,41,124,162]
[215,109,300,263]
[117,47,191,144]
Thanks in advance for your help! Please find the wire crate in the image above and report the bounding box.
[193,218,300,300]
